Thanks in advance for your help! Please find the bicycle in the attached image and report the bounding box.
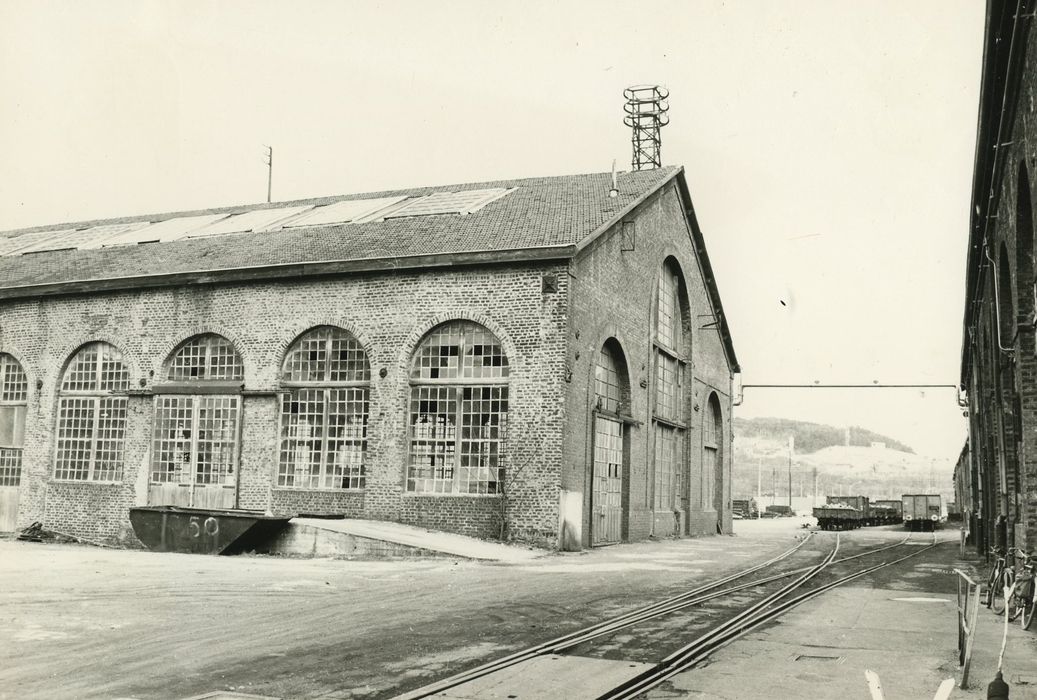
[1007,548,1037,629]
[985,545,1012,615]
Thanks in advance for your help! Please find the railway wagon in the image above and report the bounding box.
[813,503,863,530]
[826,496,874,525]
[902,494,942,531]
[871,500,903,525]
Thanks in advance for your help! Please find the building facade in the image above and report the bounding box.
[960,0,1037,557]
[0,166,738,549]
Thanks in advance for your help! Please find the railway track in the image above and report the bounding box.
[393,531,941,700]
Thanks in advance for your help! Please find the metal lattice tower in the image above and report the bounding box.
[623,85,670,171]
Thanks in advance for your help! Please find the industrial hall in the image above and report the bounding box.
[959,0,1037,558]
[0,164,738,550]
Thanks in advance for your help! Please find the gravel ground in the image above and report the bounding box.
[0,521,804,699]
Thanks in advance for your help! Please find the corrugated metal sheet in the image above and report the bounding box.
[383,188,511,219]
[282,196,407,228]
[187,206,315,238]
[101,214,229,247]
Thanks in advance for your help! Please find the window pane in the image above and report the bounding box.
[278,389,325,488]
[0,354,27,401]
[55,398,95,480]
[0,447,21,487]
[61,343,129,392]
[151,396,194,484]
[194,396,238,485]
[656,272,681,350]
[408,386,458,493]
[411,321,509,380]
[325,388,367,489]
[654,354,682,421]
[654,424,677,510]
[595,346,622,413]
[282,327,369,383]
[458,386,508,494]
[93,398,126,481]
[168,335,243,381]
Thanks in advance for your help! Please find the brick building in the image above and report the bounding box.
[0,165,738,550]
[960,1,1037,556]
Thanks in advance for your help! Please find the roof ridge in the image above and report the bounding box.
[1,166,682,237]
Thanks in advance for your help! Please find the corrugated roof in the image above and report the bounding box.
[0,168,680,292]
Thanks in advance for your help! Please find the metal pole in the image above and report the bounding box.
[788,435,794,509]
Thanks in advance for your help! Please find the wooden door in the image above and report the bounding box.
[148,395,239,509]
[592,416,623,546]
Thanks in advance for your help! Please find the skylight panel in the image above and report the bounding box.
[187,206,314,238]
[101,214,230,247]
[0,229,76,256]
[75,222,152,250]
[382,188,512,219]
[20,222,150,254]
[282,196,407,228]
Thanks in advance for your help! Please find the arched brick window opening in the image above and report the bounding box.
[0,354,28,486]
[151,334,243,501]
[55,342,129,481]
[278,326,370,489]
[1017,161,1035,323]
[407,320,509,494]
[652,258,690,512]
[591,339,630,545]
[703,393,723,512]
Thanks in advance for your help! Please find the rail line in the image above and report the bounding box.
[395,532,940,699]
[600,531,940,699]
[393,535,814,700]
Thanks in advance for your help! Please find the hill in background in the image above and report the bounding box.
[733,417,954,507]
[733,417,915,454]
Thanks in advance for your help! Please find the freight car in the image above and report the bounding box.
[871,499,903,525]
[902,494,942,531]
[813,502,863,530]
[826,496,874,525]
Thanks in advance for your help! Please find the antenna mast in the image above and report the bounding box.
[264,145,273,203]
[623,85,670,171]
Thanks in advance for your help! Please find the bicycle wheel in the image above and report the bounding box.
[992,569,1013,615]
[986,564,1002,607]
[1023,582,1037,630]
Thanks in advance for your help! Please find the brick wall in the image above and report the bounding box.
[0,261,569,546]
[967,26,1037,555]
[564,183,734,548]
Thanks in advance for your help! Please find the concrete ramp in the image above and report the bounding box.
[265,517,543,562]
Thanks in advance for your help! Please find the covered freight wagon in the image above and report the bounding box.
[902,494,942,532]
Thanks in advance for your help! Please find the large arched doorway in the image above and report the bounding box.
[149,334,244,508]
[591,339,630,546]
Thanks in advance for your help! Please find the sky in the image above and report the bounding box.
[0,1,985,463]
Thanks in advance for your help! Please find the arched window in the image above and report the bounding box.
[0,354,28,486]
[151,335,243,499]
[278,327,370,489]
[703,395,723,511]
[652,260,687,511]
[55,342,129,481]
[408,321,509,494]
